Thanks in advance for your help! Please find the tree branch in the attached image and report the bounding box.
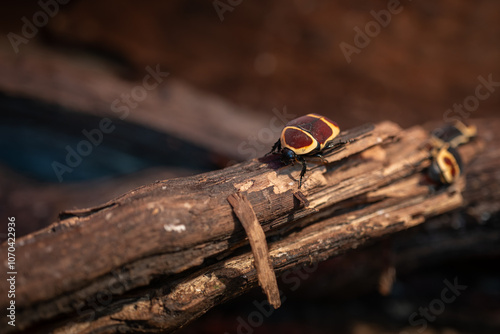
[2,118,498,334]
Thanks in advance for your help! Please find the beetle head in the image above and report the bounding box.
[281,148,297,165]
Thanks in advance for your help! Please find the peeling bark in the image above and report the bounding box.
[1,118,498,334]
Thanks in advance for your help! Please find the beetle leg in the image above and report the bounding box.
[323,145,347,156]
[298,156,307,188]
[308,153,328,165]
[326,135,361,150]
[330,138,352,147]
[267,140,281,156]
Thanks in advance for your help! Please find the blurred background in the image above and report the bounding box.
[1,1,499,333]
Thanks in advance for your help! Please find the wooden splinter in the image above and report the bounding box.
[227,192,281,309]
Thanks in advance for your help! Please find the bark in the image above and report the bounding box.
[1,118,498,334]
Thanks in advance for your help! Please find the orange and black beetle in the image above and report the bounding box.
[427,121,476,185]
[268,113,342,188]
[428,144,463,185]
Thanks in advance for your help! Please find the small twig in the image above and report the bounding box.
[228,192,281,308]
[293,191,310,209]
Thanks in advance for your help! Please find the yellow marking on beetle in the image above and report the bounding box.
[304,113,322,119]
[436,147,460,184]
[318,117,340,148]
[281,126,318,154]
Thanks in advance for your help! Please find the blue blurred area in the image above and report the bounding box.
[0,123,156,182]
[0,93,219,183]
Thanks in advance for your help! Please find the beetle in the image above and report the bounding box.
[430,121,477,149]
[427,144,462,185]
[268,113,342,188]
[426,121,475,186]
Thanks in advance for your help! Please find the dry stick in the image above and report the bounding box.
[7,122,400,333]
[4,119,498,334]
[228,192,281,308]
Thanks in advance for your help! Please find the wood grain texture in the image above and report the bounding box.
[1,118,497,334]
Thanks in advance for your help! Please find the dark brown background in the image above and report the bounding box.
[1,1,499,333]
[4,0,499,127]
